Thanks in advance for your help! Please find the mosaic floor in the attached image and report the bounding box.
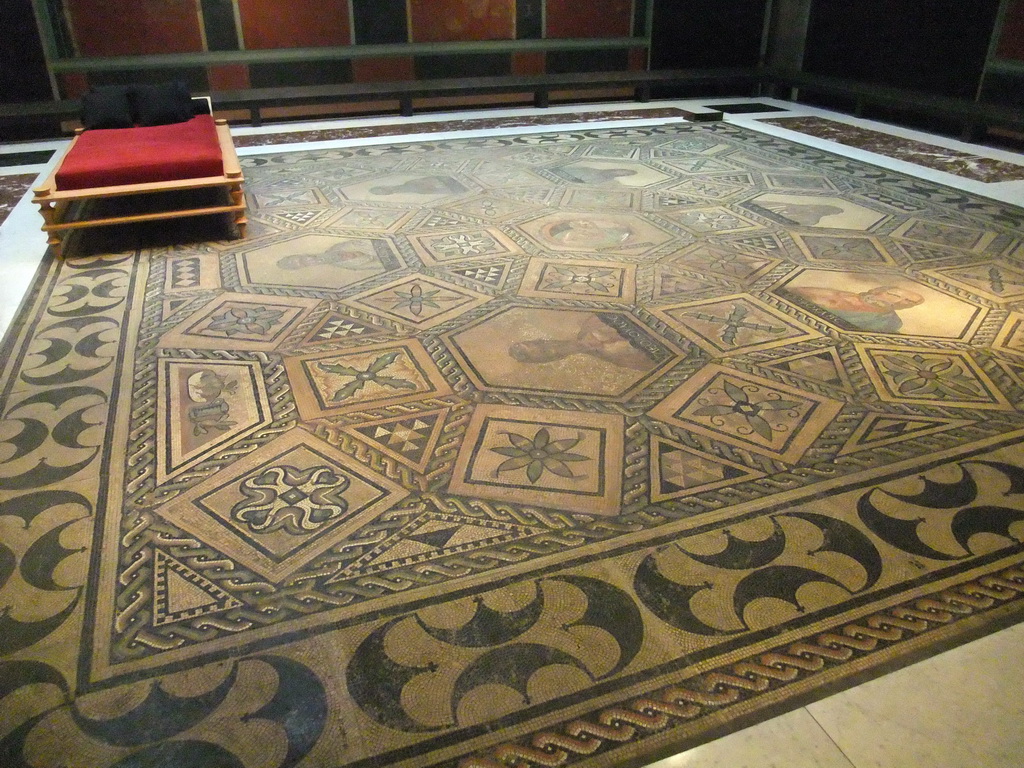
[2,120,1024,768]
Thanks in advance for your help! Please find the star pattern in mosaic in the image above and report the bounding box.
[892,219,997,252]
[791,233,895,264]
[665,205,762,234]
[519,257,637,302]
[330,504,544,580]
[661,241,780,282]
[344,408,450,474]
[763,347,855,393]
[449,405,624,516]
[444,259,514,290]
[302,311,390,344]
[837,413,973,456]
[408,227,522,266]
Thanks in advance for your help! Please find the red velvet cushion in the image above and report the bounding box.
[55,115,224,191]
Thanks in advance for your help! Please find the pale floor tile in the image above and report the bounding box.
[0,193,49,340]
[806,622,1024,768]
[646,707,855,768]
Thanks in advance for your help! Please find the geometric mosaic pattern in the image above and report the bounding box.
[3,123,1024,768]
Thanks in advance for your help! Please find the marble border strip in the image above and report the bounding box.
[762,116,1024,183]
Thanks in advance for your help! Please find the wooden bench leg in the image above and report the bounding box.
[229,182,247,238]
[36,199,64,256]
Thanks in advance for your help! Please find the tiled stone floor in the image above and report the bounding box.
[1,96,1023,768]
[761,115,1024,183]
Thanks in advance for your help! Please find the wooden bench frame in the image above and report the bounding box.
[32,118,247,257]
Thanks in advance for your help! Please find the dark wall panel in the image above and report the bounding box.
[805,0,1000,98]
[547,49,630,74]
[199,0,240,51]
[633,0,650,36]
[415,53,511,80]
[1,0,51,102]
[650,0,768,69]
[981,71,1024,108]
[517,0,543,39]
[249,60,352,87]
[88,67,209,92]
[353,0,408,45]
[17,0,662,102]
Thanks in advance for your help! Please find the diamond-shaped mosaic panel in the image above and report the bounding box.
[285,339,453,419]
[345,274,491,329]
[856,345,1013,409]
[648,364,844,463]
[157,429,409,581]
[651,294,819,356]
[926,261,1024,303]
[160,293,318,351]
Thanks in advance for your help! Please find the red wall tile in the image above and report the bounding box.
[409,0,514,42]
[208,65,251,90]
[352,57,417,82]
[67,0,204,56]
[237,0,351,49]
[629,47,648,70]
[546,0,633,38]
[59,72,89,99]
[512,51,546,75]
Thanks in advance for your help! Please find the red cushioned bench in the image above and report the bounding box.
[33,114,246,256]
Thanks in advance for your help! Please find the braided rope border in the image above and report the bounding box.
[460,565,1024,768]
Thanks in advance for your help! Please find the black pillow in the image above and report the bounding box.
[133,81,193,126]
[81,86,134,130]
